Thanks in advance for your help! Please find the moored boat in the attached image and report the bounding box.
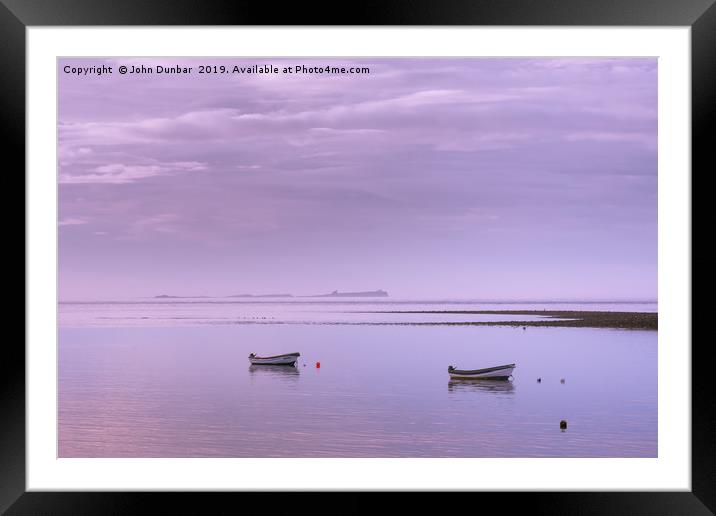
[248,352,300,366]
[448,363,515,380]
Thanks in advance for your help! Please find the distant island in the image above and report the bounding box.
[154,295,210,299]
[227,294,293,298]
[153,290,388,299]
[307,290,389,298]
[154,293,292,299]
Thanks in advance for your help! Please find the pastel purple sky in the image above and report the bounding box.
[58,58,657,300]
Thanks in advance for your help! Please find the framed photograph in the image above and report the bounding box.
[7,0,712,512]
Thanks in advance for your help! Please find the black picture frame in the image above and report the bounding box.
[5,1,712,513]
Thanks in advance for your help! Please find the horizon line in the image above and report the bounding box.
[58,296,658,304]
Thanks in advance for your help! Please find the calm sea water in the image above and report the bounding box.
[58,300,657,457]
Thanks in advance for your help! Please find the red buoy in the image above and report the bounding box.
[316,361,321,368]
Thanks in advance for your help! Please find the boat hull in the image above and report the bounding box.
[248,353,300,366]
[448,364,515,380]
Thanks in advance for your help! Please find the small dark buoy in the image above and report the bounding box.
[560,378,565,384]
[537,378,541,383]
[560,420,568,430]
[523,326,526,330]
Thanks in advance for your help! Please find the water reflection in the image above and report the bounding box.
[448,379,515,394]
[248,364,301,381]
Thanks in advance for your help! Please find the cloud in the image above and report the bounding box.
[57,87,531,148]
[120,213,181,239]
[59,218,88,226]
[57,61,657,233]
[59,161,207,184]
[564,131,656,149]
[433,132,533,152]
[58,146,93,160]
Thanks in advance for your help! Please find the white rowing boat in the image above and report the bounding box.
[248,352,300,366]
[447,363,515,380]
